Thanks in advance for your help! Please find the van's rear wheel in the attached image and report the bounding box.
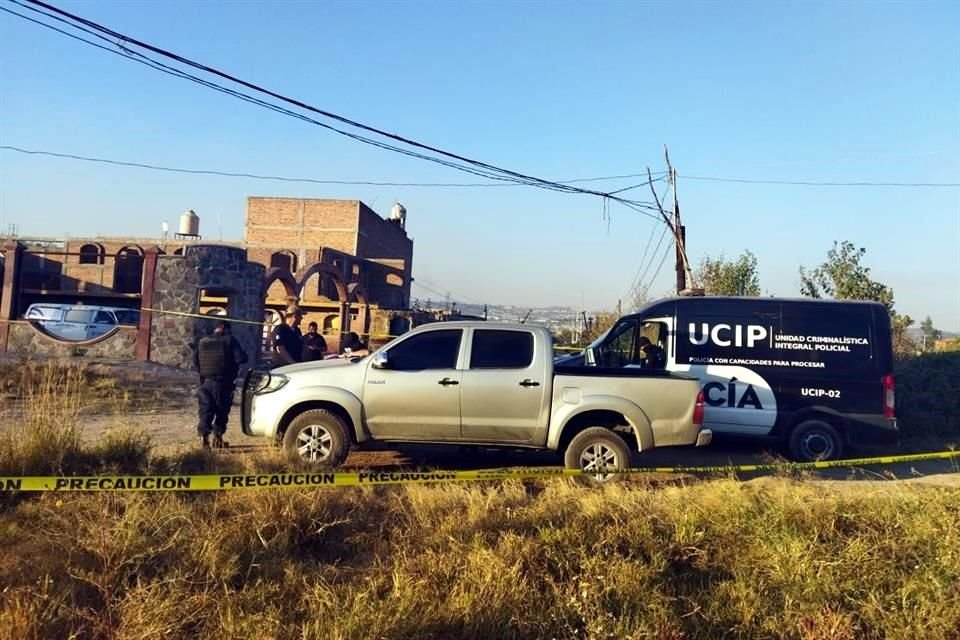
[788,419,843,462]
[564,427,631,485]
[283,409,350,468]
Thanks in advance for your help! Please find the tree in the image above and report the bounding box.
[581,311,618,345]
[920,316,942,350]
[695,251,761,297]
[799,241,914,354]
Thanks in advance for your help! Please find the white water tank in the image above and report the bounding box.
[179,209,200,236]
[390,202,407,229]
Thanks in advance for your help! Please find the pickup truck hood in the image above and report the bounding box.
[273,358,358,375]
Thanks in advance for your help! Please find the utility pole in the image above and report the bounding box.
[673,168,687,294]
[664,147,694,295]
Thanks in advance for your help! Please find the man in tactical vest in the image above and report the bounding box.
[193,321,249,449]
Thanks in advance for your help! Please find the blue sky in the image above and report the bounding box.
[1,0,958,329]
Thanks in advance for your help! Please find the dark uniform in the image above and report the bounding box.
[302,332,327,361]
[193,332,248,447]
[638,339,666,369]
[273,324,303,364]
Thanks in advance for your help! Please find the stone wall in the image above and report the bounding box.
[5,322,138,358]
[149,245,265,372]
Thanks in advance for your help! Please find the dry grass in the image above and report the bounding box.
[0,357,178,414]
[0,362,959,639]
[1,477,958,639]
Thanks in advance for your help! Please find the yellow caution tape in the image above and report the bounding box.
[2,450,957,492]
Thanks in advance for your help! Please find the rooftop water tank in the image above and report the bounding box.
[390,202,407,229]
[178,209,200,237]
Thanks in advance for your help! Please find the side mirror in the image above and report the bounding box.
[585,346,597,367]
[372,350,389,370]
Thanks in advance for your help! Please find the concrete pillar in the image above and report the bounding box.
[135,246,161,361]
[0,242,25,352]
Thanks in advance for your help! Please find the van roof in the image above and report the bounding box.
[626,296,888,319]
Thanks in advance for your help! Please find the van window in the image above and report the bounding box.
[64,310,95,324]
[94,311,116,325]
[470,330,534,369]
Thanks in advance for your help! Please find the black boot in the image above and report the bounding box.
[201,434,211,449]
[213,433,225,449]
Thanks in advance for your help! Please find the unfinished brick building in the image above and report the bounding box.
[0,197,415,364]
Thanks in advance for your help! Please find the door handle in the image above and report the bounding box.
[519,379,541,387]
[438,378,460,386]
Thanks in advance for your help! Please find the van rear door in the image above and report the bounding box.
[774,302,885,426]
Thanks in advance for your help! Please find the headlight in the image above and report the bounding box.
[258,373,289,394]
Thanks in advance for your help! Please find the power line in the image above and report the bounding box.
[5,0,669,218]
[681,174,959,188]
[642,238,675,298]
[627,225,670,304]
[620,182,671,305]
[414,277,487,306]
[0,145,666,193]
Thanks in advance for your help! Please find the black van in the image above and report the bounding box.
[558,296,897,461]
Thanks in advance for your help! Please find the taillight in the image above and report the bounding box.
[693,390,705,426]
[883,374,895,419]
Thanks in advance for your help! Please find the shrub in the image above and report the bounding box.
[895,352,960,441]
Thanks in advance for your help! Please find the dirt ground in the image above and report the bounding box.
[5,356,959,484]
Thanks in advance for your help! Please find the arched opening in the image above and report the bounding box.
[262,267,298,302]
[270,250,297,273]
[348,283,370,335]
[322,314,341,333]
[113,246,144,294]
[78,243,104,265]
[295,262,348,303]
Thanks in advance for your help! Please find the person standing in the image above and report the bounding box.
[273,304,305,366]
[302,321,327,362]
[194,321,248,449]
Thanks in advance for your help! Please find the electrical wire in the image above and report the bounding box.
[681,174,959,188]
[6,0,672,215]
[640,238,675,299]
[627,225,670,304]
[0,145,665,193]
[619,182,672,304]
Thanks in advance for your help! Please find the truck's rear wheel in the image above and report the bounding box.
[788,419,843,462]
[564,427,631,485]
[283,409,350,468]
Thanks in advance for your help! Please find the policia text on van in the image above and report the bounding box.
[556,297,897,461]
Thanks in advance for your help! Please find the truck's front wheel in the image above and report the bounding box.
[564,427,631,485]
[283,409,350,468]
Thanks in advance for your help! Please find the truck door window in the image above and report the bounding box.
[470,330,534,368]
[597,320,637,367]
[388,330,462,371]
[94,311,116,325]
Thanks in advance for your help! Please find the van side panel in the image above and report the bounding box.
[673,299,782,435]
[672,299,890,440]
[769,302,884,437]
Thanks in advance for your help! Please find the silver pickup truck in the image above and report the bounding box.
[241,322,710,477]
